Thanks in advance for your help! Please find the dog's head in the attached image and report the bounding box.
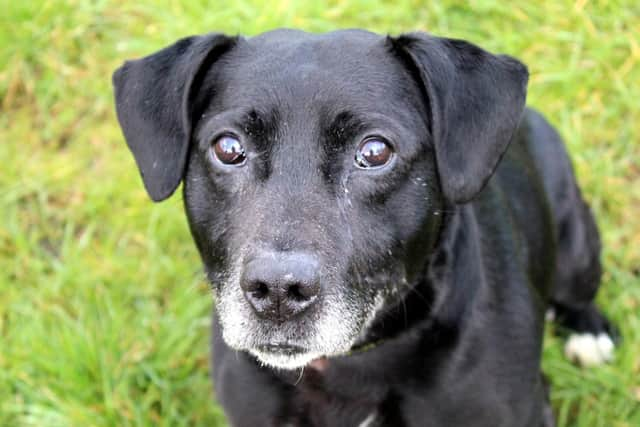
[113,29,527,369]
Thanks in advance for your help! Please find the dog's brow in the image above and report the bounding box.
[323,110,366,153]
[318,110,365,188]
[240,108,279,153]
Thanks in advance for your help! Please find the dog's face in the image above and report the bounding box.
[113,29,528,369]
[183,31,443,368]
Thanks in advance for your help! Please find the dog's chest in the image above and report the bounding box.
[287,394,382,427]
[281,369,388,427]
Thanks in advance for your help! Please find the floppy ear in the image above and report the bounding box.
[390,33,529,204]
[112,33,237,201]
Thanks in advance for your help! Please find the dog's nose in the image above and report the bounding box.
[240,252,321,321]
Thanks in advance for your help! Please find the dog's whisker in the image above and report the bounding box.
[294,366,305,386]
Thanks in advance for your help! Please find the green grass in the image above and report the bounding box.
[1,0,638,425]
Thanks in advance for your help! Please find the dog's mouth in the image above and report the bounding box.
[256,343,307,356]
[250,343,325,370]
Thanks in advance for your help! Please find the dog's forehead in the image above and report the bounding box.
[244,28,386,69]
[214,29,417,112]
[248,28,381,49]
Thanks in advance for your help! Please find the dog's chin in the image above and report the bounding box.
[249,348,326,370]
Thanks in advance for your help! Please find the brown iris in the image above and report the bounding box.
[355,137,394,169]
[212,135,246,165]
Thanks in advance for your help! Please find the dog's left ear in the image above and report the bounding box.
[113,33,237,201]
[390,33,529,204]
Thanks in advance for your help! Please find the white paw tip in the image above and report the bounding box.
[564,332,614,366]
[545,308,556,322]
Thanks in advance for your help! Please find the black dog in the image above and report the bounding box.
[113,29,615,427]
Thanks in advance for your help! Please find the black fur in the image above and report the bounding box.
[113,29,612,427]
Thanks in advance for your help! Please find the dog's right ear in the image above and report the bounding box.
[112,33,237,201]
[389,33,528,204]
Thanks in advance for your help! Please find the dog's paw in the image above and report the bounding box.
[545,308,556,322]
[564,332,614,366]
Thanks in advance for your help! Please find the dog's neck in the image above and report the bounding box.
[349,205,468,349]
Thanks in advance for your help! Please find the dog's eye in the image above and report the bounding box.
[211,135,246,165]
[355,137,394,169]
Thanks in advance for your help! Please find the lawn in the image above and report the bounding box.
[0,1,638,426]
